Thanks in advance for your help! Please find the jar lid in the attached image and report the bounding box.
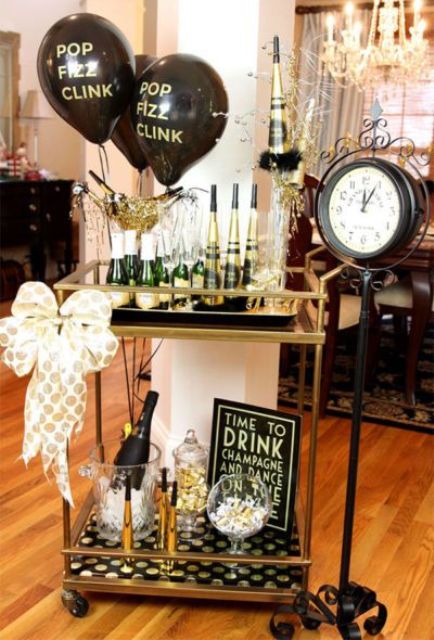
[172,429,209,463]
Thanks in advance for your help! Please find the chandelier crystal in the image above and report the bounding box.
[321,0,430,88]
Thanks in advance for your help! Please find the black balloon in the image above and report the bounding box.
[111,54,157,171]
[37,13,135,144]
[132,54,229,186]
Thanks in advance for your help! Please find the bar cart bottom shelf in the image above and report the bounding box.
[62,512,305,614]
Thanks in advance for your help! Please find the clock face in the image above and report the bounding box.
[327,165,401,256]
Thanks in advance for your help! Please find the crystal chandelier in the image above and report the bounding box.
[321,0,429,88]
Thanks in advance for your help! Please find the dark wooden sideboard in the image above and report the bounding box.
[0,179,75,285]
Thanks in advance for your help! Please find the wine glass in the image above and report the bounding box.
[207,474,271,555]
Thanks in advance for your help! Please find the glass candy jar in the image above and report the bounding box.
[207,473,271,555]
[172,429,209,531]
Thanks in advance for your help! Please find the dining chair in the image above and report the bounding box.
[371,181,434,403]
[373,275,434,404]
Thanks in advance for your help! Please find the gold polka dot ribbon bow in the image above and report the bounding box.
[0,282,119,505]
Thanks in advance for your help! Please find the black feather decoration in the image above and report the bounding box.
[259,149,302,172]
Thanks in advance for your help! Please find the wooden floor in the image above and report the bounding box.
[0,339,433,640]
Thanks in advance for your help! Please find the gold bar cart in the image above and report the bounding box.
[53,249,338,614]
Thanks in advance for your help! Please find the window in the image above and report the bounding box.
[362,42,434,179]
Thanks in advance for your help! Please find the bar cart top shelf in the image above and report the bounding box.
[54,258,329,345]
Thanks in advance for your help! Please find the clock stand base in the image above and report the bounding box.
[270,581,387,640]
[270,269,388,640]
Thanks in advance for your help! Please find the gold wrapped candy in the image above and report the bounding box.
[176,464,208,515]
[208,496,269,538]
[172,429,209,531]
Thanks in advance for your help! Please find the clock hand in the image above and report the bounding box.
[361,186,376,212]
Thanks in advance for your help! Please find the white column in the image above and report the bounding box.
[148,0,295,466]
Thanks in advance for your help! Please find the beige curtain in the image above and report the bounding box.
[298,9,371,176]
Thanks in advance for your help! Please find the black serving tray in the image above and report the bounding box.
[111,305,297,329]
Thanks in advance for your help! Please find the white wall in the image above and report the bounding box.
[2,0,83,180]
[176,0,260,243]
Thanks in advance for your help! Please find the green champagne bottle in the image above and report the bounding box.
[154,235,171,310]
[224,183,242,290]
[191,250,205,301]
[124,229,139,307]
[242,183,259,287]
[172,237,190,309]
[203,185,223,306]
[124,230,139,285]
[106,232,129,309]
[135,233,158,310]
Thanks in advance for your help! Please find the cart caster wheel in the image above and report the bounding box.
[61,589,89,617]
[301,616,321,630]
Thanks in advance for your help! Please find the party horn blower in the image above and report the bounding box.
[268,35,290,155]
[157,467,168,551]
[166,480,178,571]
[259,36,301,173]
[224,183,242,290]
[120,475,134,574]
[242,183,259,288]
[203,185,224,306]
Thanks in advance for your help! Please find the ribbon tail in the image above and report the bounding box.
[53,451,75,507]
[21,372,42,465]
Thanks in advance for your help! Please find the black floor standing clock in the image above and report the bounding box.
[270,101,431,640]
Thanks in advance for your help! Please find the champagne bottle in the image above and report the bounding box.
[106,232,130,309]
[114,390,159,467]
[191,250,205,301]
[224,183,241,290]
[289,97,315,188]
[172,237,190,309]
[203,185,224,305]
[135,233,158,310]
[124,230,139,286]
[154,235,171,310]
[268,35,290,154]
[242,183,259,287]
[89,170,116,196]
[88,170,123,218]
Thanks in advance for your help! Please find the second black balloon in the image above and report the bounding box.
[132,54,229,186]
[111,54,157,172]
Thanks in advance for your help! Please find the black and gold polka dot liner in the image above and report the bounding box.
[72,514,303,590]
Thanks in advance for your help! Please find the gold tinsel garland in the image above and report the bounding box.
[102,195,160,232]
[72,184,183,235]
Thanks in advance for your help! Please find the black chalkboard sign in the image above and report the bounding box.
[207,398,301,535]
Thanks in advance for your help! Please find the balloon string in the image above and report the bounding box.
[132,337,136,424]
[137,170,143,196]
[121,337,133,424]
[98,144,110,184]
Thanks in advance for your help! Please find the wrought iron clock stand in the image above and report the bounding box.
[270,103,432,640]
